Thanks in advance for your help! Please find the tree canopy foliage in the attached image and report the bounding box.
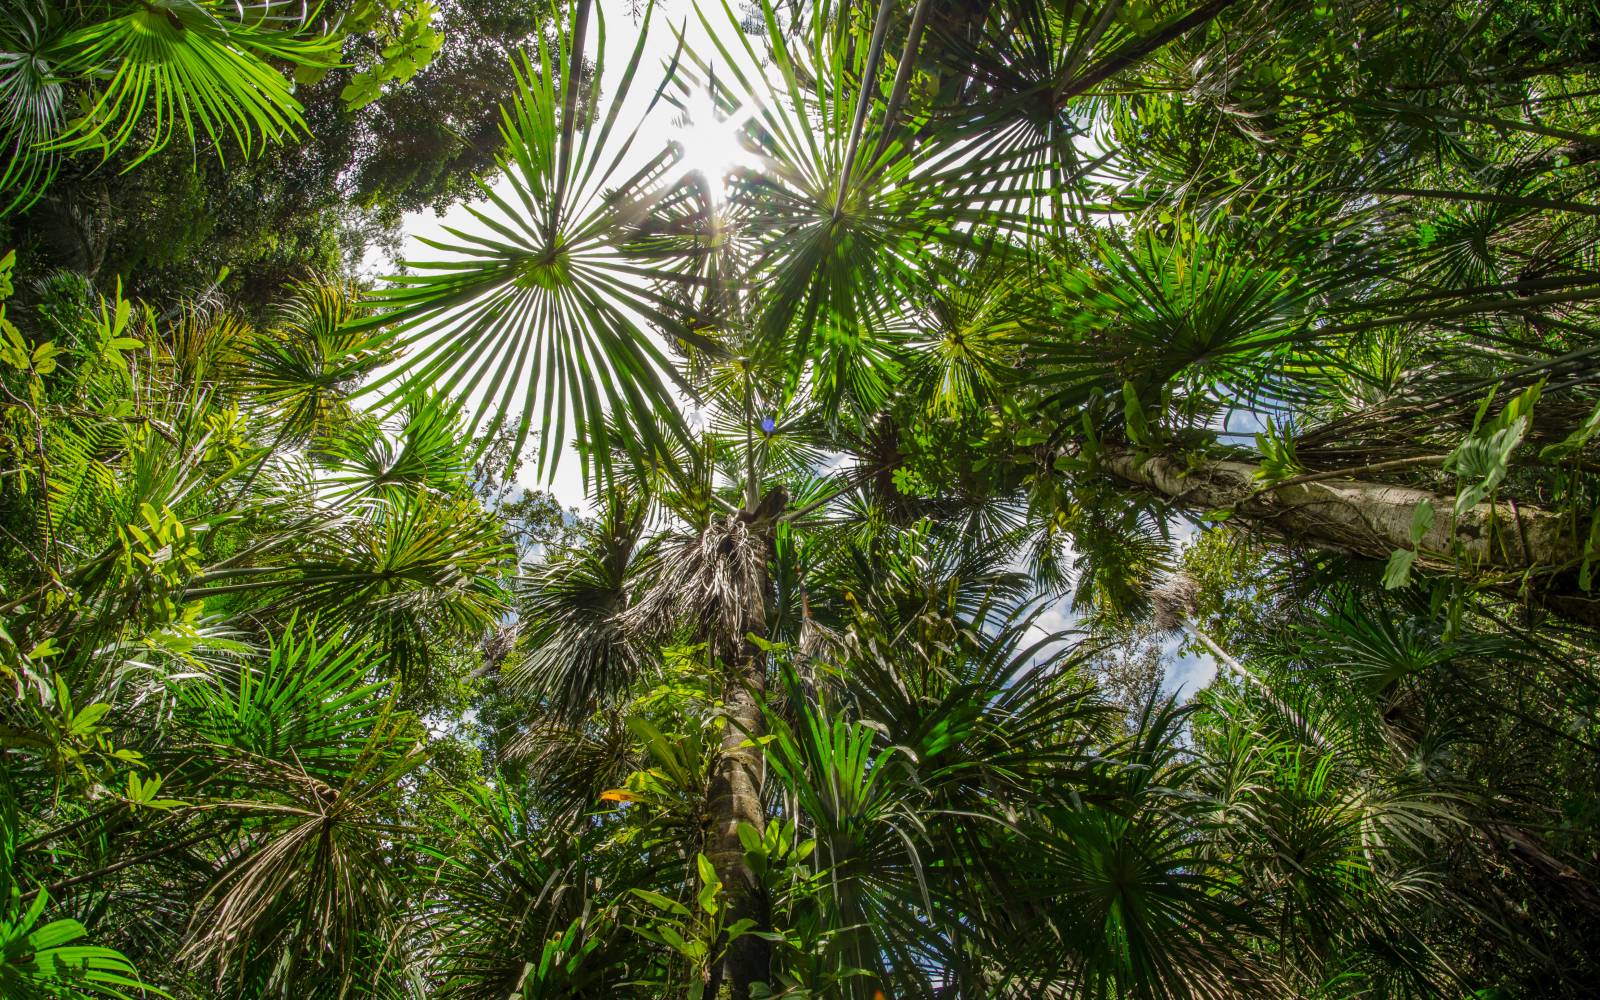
[0,0,557,312]
[2,0,1599,998]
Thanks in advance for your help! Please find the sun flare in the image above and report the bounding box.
[670,89,756,200]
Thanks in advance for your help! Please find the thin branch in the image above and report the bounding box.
[19,829,213,904]
[780,487,845,525]
[1257,455,1449,492]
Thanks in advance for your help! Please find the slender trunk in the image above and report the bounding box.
[1102,448,1600,626]
[1184,624,1330,749]
[704,499,784,999]
[704,634,771,999]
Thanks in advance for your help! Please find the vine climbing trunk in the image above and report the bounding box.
[1100,447,1599,626]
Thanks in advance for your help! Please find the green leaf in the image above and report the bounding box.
[1580,510,1600,592]
[1446,382,1541,515]
[341,73,384,110]
[1382,548,1416,590]
[695,853,720,914]
[736,821,764,855]
[52,1,337,168]
[696,879,720,916]
[69,702,111,736]
[1254,417,1306,484]
[125,771,184,810]
[356,22,698,483]
[656,923,702,960]
[294,61,332,85]
[1122,380,1152,445]
[29,340,60,374]
[629,888,690,917]
[744,633,782,653]
[1540,399,1600,462]
[1408,500,1434,545]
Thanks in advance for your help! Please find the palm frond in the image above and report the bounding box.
[239,279,393,445]
[51,0,337,168]
[358,3,705,482]
[504,493,654,721]
[0,1,66,215]
[174,619,392,781]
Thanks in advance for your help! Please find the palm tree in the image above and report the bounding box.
[0,264,513,997]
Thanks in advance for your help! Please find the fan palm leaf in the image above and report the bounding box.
[238,280,394,445]
[188,491,512,684]
[1034,228,1325,417]
[418,780,645,999]
[321,399,472,501]
[359,2,707,480]
[699,0,1049,414]
[283,492,511,680]
[504,493,655,722]
[0,1,66,214]
[51,0,338,168]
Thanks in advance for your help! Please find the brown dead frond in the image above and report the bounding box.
[619,512,771,655]
[1151,571,1200,634]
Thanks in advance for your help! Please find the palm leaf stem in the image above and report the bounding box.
[868,0,932,165]
[831,0,897,222]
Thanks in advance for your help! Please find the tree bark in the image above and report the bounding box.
[703,503,781,999]
[1101,448,1600,626]
[703,636,771,1000]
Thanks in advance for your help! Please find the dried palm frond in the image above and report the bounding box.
[1151,570,1200,634]
[178,744,419,995]
[796,602,842,669]
[621,511,772,655]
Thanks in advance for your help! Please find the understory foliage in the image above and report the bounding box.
[3,0,1600,998]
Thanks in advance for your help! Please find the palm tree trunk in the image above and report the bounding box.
[703,502,783,999]
[704,632,771,1000]
[1102,448,1600,626]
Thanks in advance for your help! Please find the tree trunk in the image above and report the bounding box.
[703,502,782,999]
[703,636,771,1000]
[1101,448,1600,626]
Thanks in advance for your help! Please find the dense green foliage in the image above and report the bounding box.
[0,0,556,312]
[3,0,1599,998]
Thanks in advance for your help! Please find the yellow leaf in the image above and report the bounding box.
[599,788,638,803]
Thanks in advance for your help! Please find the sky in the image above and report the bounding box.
[376,0,1220,698]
